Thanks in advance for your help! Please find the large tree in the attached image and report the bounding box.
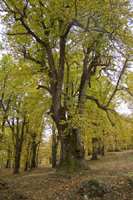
[0,0,132,173]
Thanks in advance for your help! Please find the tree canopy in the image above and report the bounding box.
[0,0,132,173]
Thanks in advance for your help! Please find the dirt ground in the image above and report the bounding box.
[0,150,133,200]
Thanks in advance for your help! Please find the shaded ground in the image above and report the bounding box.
[0,150,133,200]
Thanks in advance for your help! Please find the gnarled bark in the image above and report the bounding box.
[57,127,85,173]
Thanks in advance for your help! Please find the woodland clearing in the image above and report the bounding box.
[0,150,133,200]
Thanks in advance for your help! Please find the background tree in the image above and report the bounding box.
[0,55,48,172]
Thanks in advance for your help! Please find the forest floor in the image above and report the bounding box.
[0,150,133,200]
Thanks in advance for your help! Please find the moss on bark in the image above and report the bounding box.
[57,133,89,174]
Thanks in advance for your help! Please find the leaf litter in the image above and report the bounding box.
[0,150,133,200]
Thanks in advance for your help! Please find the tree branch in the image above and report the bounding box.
[106,58,128,107]
[37,85,51,94]
[73,19,84,29]
[106,110,115,126]
[63,20,74,38]
[23,48,47,67]
[6,32,29,36]
[117,87,133,97]
[86,95,107,111]
[86,95,115,126]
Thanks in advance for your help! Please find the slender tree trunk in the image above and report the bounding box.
[24,142,30,171]
[101,145,105,156]
[98,143,105,156]
[24,160,28,171]
[36,145,40,167]
[97,138,105,156]
[88,149,91,156]
[30,140,37,169]
[6,145,11,168]
[52,140,58,168]
[114,137,119,151]
[30,133,38,169]
[91,138,99,160]
[13,146,22,174]
[6,159,11,168]
[13,121,25,174]
[28,147,32,168]
[52,123,59,168]
[8,116,26,174]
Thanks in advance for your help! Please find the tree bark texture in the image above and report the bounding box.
[57,128,85,173]
[13,146,22,173]
[52,129,59,168]
[30,139,37,169]
[10,117,26,174]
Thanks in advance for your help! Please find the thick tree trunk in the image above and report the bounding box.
[57,129,85,173]
[53,104,86,173]
[59,135,66,163]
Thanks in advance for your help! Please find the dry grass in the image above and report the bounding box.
[0,150,133,200]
